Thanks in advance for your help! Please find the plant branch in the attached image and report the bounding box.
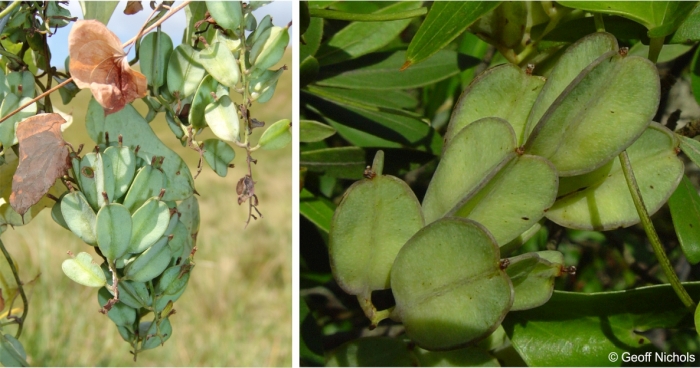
[0,1,21,20]
[648,36,665,64]
[308,7,427,22]
[0,238,28,339]
[593,13,605,32]
[618,150,695,308]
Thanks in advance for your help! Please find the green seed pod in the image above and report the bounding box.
[116,325,135,343]
[102,146,137,202]
[391,218,513,350]
[197,42,240,88]
[122,165,164,213]
[77,153,100,210]
[247,14,272,46]
[94,152,115,208]
[140,318,172,350]
[61,191,98,246]
[248,67,284,103]
[249,26,289,78]
[51,193,69,231]
[204,95,240,143]
[167,221,191,262]
[116,280,151,309]
[258,119,291,150]
[129,198,171,254]
[124,237,172,283]
[96,203,132,261]
[506,251,565,311]
[205,0,243,33]
[98,287,136,327]
[61,252,107,287]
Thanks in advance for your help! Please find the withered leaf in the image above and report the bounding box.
[10,114,70,216]
[124,1,144,15]
[68,20,147,115]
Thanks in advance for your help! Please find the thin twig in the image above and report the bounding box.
[618,150,695,308]
[0,239,28,339]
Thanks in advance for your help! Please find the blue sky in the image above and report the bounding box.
[47,0,293,69]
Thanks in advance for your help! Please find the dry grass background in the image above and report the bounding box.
[0,48,292,365]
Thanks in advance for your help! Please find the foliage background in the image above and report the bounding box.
[0,9,292,367]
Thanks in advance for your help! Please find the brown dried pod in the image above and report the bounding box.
[68,20,147,114]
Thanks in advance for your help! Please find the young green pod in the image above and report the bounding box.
[96,203,132,261]
[258,119,291,150]
[61,252,107,287]
[124,237,172,283]
[204,95,240,143]
[129,198,170,254]
[61,191,98,246]
[140,318,172,350]
[122,165,164,213]
[102,146,136,201]
[98,287,137,327]
[197,42,240,88]
[249,25,289,78]
[205,0,243,33]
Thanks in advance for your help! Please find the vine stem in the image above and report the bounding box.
[0,1,21,20]
[0,239,28,339]
[618,150,695,308]
[308,7,427,22]
[647,36,665,64]
[0,0,192,126]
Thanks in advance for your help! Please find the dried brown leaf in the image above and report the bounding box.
[10,114,70,216]
[124,1,144,15]
[68,20,147,115]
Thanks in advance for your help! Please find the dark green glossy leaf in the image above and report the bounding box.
[300,54,320,88]
[405,1,500,68]
[300,120,336,143]
[532,15,650,46]
[300,297,324,366]
[300,17,323,61]
[668,5,700,43]
[305,91,442,155]
[300,147,366,179]
[307,85,418,111]
[691,46,700,106]
[668,175,700,264]
[316,2,422,66]
[317,50,478,90]
[300,188,335,234]
[559,1,699,38]
[300,1,310,36]
[504,284,700,366]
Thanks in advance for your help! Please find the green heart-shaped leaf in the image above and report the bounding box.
[391,217,512,350]
[546,123,683,230]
